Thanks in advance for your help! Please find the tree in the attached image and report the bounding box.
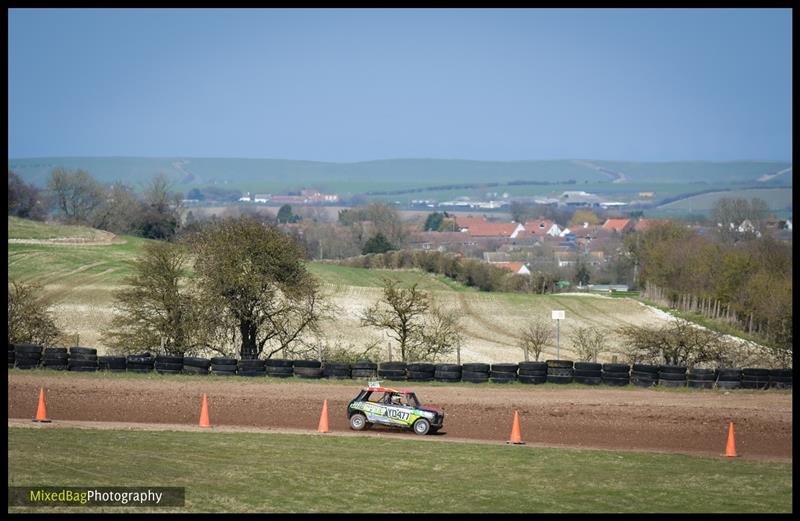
[424,212,445,231]
[277,204,295,224]
[362,232,394,254]
[569,209,600,227]
[418,305,463,362]
[102,241,208,355]
[569,326,608,362]
[8,280,62,346]
[47,168,105,224]
[133,174,182,240]
[618,319,727,366]
[519,318,553,361]
[574,260,591,286]
[8,171,47,220]
[361,279,430,362]
[191,217,323,359]
[90,181,140,235]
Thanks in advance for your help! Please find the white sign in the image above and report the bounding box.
[552,310,565,320]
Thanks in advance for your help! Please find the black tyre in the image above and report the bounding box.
[518,375,547,384]
[602,370,630,379]
[69,346,96,355]
[69,365,98,372]
[768,376,793,383]
[689,368,715,376]
[352,360,378,369]
[155,355,183,364]
[632,378,657,388]
[155,368,181,375]
[546,375,573,384]
[573,369,602,377]
[632,364,659,374]
[183,357,211,368]
[768,368,792,377]
[574,362,602,371]
[490,376,516,384]
[212,370,236,376]
[461,363,489,373]
[519,361,548,371]
[574,376,602,385]
[716,368,742,380]
[602,377,630,387]
[267,366,294,375]
[127,356,154,366]
[378,369,406,378]
[265,358,293,368]
[43,355,69,363]
[687,373,715,381]
[435,377,461,383]
[434,370,462,379]
[491,363,518,374]
[69,353,98,362]
[408,363,435,372]
[658,372,686,381]
[688,380,714,389]
[519,369,548,377]
[211,357,237,365]
[238,370,266,377]
[212,364,237,372]
[742,368,769,377]
[413,418,430,435]
[44,347,68,354]
[384,375,407,381]
[238,360,266,370]
[293,359,322,368]
[294,366,322,377]
[351,369,378,378]
[380,362,407,371]
[741,380,769,390]
[658,379,686,388]
[154,362,183,371]
[716,380,740,389]
[659,365,687,374]
[183,365,209,375]
[547,368,573,377]
[435,363,461,372]
[350,413,367,431]
[603,363,630,373]
[68,360,98,368]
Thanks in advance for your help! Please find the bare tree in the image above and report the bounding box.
[417,305,463,362]
[618,319,727,366]
[8,280,62,346]
[360,279,430,362]
[47,168,105,224]
[519,318,553,361]
[569,326,608,362]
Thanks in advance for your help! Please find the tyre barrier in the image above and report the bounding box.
[211,357,237,376]
[14,343,43,369]
[658,365,687,388]
[6,346,792,392]
[602,363,630,387]
[407,362,435,382]
[546,359,573,384]
[43,347,69,371]
[323,362,351,379]
[266,358,294,378]
[461,363,489,383]
[98,356,126,372]
[378,362,407,381]
[490,363,518,383]
[518,361,547,384]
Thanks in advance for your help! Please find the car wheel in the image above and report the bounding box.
[350,413,367,431]
[413,418,430,436]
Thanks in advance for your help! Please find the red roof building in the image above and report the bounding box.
[602,219,633,233]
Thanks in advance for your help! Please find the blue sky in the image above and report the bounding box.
[7,8,792,161]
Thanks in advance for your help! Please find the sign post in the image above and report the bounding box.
[551,310,565,360]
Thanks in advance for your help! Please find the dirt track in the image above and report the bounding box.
[7,373,792,461]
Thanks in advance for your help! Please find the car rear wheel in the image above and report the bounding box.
[350,413,367,431]
[413,418,430,436]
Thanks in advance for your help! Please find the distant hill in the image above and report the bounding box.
[7,157,791,196]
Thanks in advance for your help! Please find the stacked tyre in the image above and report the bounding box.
[237,359,266,377]
[378,362,407,381]
[210,357,237,376]
[323,362,351,379]
[183,357,211,376]
[518,361,547,384]
[573,362,602,385]
[350,360,377,380]
[658,365,687,387]
[687,368,715,389]
[434,363,462,383]
[546,360,573,384]
[293,360,322,379]
[14,343,42,369]
[69,347,98,372]
[490,363,518,383]
[127,353,155,373]
[715,368,741,389]
[42,347,69,370]
[155,355,183,375]
[407,363,435,382]
[98,356,126,372]
[741,368,770,390]
[631,364,659,387]
[8,343,15,368]
[768,368,792,389]
[461,363,490,384]
[266,359,294,378]
[602,363,630,387]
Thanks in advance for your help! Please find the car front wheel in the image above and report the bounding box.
[350,413,367,431]
[413,418,430,435]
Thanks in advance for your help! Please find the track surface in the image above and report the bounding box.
[8,373,792,461]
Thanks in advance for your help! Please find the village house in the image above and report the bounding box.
[602,218,634,234]
[491,261,531,276]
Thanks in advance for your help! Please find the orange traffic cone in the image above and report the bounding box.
[724,421,738,457]
[317,399,330,433]
[507,410,524,444]
[33,387,51,423]
[198,393,211,428]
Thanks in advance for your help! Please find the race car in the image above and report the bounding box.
[347,385,444,435]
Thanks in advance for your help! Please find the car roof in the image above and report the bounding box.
[361,386,415,394]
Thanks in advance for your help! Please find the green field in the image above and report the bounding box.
[7,427,791,513]
[655,188,793,214]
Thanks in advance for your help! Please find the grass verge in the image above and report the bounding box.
[7,427,791,513]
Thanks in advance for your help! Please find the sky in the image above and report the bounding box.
[7,8,793,162]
